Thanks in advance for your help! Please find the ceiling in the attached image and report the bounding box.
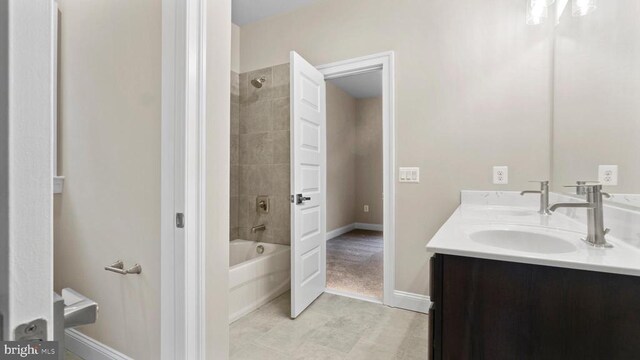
[232,0,320,26]
[328,71,383,99]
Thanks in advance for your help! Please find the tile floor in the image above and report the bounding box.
[327,230,384,299]
[230,291,428,359]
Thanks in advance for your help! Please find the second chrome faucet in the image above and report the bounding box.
[520,180,552,215]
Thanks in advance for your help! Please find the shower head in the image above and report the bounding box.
[251,76,266,88]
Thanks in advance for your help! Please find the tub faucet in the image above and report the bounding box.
[548,183,612,248]
[520,181,552,215]
[251,224,266,233]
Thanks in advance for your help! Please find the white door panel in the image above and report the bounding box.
[290,51,326,318]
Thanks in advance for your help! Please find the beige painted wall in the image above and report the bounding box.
[326,82,358,231]
[239,0,553,295]
[553,0,640,194]
[206,0,231,357]
[231,23,240,73]
[355,97,383,225]
[54,0,161,358]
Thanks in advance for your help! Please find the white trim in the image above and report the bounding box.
[393,291,432,314]
[355,223,383,232]
[161,0,207,359]
[318,51,396,307]
[65,329,132,360]
[1,0,56,338]
[324,289,382,304]
[326,223,356,241]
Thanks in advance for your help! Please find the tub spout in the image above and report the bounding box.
[251,224,266,233]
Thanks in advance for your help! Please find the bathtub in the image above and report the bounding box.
[229,240,290,323]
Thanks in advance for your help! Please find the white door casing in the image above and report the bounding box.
[0,0,56,340]
[290,51,327,318]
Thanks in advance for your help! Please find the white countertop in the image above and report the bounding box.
[426,192,640,277]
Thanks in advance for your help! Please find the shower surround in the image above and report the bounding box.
[230,63,291,245]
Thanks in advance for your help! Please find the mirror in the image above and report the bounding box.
[553,0,640,210]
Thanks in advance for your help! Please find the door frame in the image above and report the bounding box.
[0,0,56,340]
[316,51,396,306]
[161,0,207,359]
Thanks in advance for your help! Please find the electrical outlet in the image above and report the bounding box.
[598,165,618,186]
[364,205,369,213]
[493,166,509,185]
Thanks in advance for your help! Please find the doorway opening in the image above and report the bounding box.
[289,52,396,318]
[325,70,384,302]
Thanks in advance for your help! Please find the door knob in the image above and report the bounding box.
[295,194,311,205]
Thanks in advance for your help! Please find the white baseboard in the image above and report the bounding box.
[326,223,384,241]
[65,329,132,360]
[355,223,383,232]
[393,290,431,314]
[324,288,382,305]
[326,223,356,240]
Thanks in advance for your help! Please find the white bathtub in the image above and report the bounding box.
[229,240,290,323]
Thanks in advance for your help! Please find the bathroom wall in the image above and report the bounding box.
[326,82,358,231]
[553,0,640,194]
[239,0,554,295]
[236,63,291,245]
[54,0,161,358]
[355,97,383,225]
[205,0,231,356]
[231,24,240,73]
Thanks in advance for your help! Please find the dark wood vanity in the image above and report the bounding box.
[429,254,640,360]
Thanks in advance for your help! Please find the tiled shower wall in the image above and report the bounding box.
[230,63,291,245]
[230,71,240,240]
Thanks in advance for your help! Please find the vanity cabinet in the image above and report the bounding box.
[430,254,640,360]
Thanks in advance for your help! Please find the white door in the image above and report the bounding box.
[290,51,327,318]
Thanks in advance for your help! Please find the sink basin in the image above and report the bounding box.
[469,227,578,254]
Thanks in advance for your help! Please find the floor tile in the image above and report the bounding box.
[230,291,429,359]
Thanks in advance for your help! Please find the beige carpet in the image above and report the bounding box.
[326,229,383,299]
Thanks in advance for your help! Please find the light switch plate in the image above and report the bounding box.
[493,166,508,185]
[598,165,618,186]
[399,167,420,183]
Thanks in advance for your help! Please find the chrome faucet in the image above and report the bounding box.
[520,181,552,215]
[251,224,266,233]
[548,183,612,248]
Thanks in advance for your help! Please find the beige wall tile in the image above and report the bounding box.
[272,63,290,99]
[240,133,273,164]
[271,97,290,131]
[272,130,290,164]
[235,64,291,246]
[240,100,273,134]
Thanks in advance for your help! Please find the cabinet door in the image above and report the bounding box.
[430,254,442,360]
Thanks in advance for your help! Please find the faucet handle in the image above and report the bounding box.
[563,183,602,188]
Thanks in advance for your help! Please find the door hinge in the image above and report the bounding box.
[176,213,185,228]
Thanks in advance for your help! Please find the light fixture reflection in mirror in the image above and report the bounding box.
[527,0,549,25]
[572,0,596,17]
